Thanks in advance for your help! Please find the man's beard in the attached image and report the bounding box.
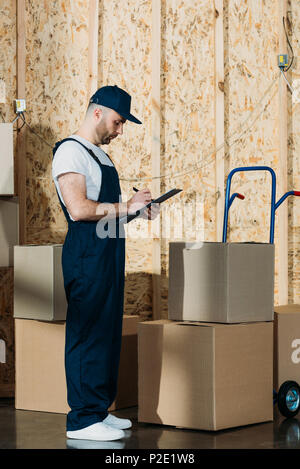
[101,135,111,144]
[101,134,117,145]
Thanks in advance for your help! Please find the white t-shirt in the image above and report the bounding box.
[52,134,114,221]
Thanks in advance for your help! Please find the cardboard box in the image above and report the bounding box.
[168,241,274,323]
[14,244,67,321]
[15,315,139,413]
[0,197,18,266]
[0,267,15,397]
[138,320,273,431]
[15,319,68,413]
[0,123,14,195]
[274,304,300,390]
[0,339,5,363]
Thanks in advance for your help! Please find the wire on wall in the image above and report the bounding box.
[6,72,281,183]
[283,15,294,72]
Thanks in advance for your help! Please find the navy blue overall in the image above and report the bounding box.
[53,138,125,431]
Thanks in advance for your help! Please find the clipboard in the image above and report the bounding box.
[119,188,182,223]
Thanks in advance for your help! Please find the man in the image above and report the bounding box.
[52,85,159,442]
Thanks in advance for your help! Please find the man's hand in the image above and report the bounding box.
[140,203,160,220]
[127,188,152,215]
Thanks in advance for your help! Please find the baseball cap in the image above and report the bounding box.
[89,85,142,124]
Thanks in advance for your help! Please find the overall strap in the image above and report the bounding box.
[52,138,102,223]
[52,137,103,167]
[53,137,118,224]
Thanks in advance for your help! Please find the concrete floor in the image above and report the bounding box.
[0,398,300,450]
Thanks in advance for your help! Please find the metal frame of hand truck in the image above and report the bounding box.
[222,166,300,419]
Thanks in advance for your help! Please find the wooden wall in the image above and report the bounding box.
[287,0,300,303]
[224,1,281,297]
[1,1,300,394]
[0,0,17,397]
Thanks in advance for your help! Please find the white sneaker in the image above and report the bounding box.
[66,439,125,449]
[66,422,125,441]
[103,413,132,430]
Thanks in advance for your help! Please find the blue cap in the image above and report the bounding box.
[89,85,142,124]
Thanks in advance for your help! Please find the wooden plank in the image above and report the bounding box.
[16,0,26,245]
[151,0,161,319]
[88,0,99,97]
[278,0,288,304]
[214,0,225,242]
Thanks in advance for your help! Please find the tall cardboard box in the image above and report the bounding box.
[274,305,300,390]
[15,319,68,413]
[0,197,18,266]
[0,267,14,397]
[15,315,139,413]
[0,123,14,195]
[138,320,273,431]
[168,241,274,323]
[14,244,67,321]
[0,339,5,364]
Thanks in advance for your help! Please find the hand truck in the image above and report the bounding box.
[222,165,300,418]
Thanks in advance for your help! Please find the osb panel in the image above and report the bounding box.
[17,0,300,322]
[224,1,281,304]
[100,0,152,209]
[100,0,153,316]
[25,0,90,244]
[0,267,14,397]
[287,0,300,303]
[0,4,16,396]
[22,0,154,319]
[159,0,216,317]
[0,0,16,123]
[124,238,152,319]
[100,0,152,179]
[0,0,17,191]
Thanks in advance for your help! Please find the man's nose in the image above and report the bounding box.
[117,124,123,135]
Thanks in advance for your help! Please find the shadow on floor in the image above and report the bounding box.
[0,399,300,450]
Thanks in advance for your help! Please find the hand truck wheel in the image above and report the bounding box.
[277,380,300,418]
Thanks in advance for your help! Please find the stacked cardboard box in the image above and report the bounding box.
[14,245,67,321]
[14,245,140,413]
[0,197,19,398]
[0,124,19,397]
[0,198,18,267]
[273,304,300,391]
[0,123,14,196]
[0,339,5,363]
[15,315,139,413]
[168,242,274,323]
[138,241,275,431]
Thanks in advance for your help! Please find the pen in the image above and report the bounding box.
[133,187,154,203]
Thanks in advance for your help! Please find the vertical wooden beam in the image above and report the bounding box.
[98,0,104,87]
[214,1,225,242]
[151,0,161,319]
[88,0,99,97]
[278,0,288,305]
[16,0,26,245]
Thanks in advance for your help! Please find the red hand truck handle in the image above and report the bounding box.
[275,190,300,211]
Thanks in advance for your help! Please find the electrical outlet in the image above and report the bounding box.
[14,99,26,113]
[278,54,289,69]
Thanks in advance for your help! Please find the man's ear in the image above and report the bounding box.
[93,106,103,122]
